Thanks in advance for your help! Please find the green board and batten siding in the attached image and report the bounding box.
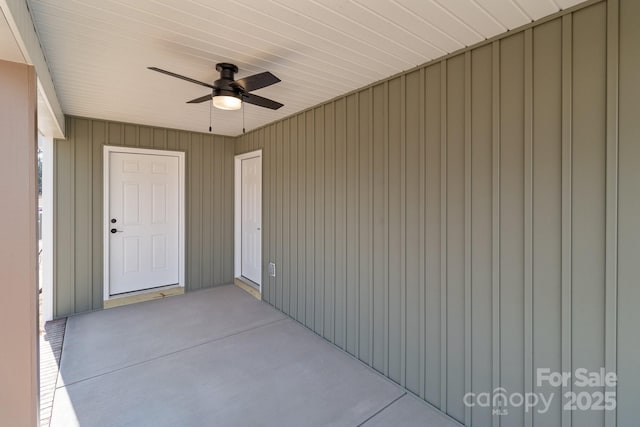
[235,1,640,426]
[54,117,235,318]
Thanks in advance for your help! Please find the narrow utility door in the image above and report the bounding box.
[108,152,180,295]
[241,156,262,285]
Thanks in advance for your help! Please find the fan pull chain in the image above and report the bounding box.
[242,100,246,134]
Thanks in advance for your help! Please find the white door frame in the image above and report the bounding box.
[234,150,262,292]
[103,146,186,301]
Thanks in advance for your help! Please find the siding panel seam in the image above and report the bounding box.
[368,87,374,367]
[491,41,501,427]
[561,15,573,427]
[400,74,407,388]
[384,81,390,377]
[419,67,427,400]
[524,27,534,427]
[604,1,619,426]
[464,50,473,427]
[440,59,448,413]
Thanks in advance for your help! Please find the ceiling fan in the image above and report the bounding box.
[148,63,283,111]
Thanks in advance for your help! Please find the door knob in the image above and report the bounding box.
[110,228,123,234]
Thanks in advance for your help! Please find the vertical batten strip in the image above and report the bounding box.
[272,133,279,303]
[491,41,501,427]
[278,123,284,311]
[200,133,205,290]
[355,92,361,359]
[523,27,534,427]
[70,121,77,313]
[439,59,448,413]
[285,119,291,315]
[91,121,105,310]
[464,50,473,427]
[605,1,619,426]
[419,67,427,400]
[343,105,348,352]
[331,105,343,344]
[262,130,268,298]
[384,81,390,377]
[308,113,316,330]
[400,75,407,387]
[369,87,375,367]
[289,118,298,319]
[316,107,325,336]
[561,15,573,427]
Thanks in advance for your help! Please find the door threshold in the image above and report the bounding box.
[234,277,261,300]
[104,285,184,309]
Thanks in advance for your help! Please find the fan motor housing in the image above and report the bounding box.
[215,88,238,98]
[216,63,238,80]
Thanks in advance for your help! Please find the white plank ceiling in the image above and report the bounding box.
[29,0,587,136]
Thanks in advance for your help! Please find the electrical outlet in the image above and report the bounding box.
[268,262,276,277]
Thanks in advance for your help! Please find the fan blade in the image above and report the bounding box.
[242,93,283,110]
[187,94,213,104]
[148,67,215,90]
[233,71,280,92]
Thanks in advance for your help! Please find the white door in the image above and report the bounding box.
[108,152,180,295]
[241,156,262,285]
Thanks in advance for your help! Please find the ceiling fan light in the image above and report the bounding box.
[212,95,241,110]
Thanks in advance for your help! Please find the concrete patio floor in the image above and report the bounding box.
[49,285,458,427]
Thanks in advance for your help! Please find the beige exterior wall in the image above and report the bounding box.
[0,60,39,427]
[53,117,235,318]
